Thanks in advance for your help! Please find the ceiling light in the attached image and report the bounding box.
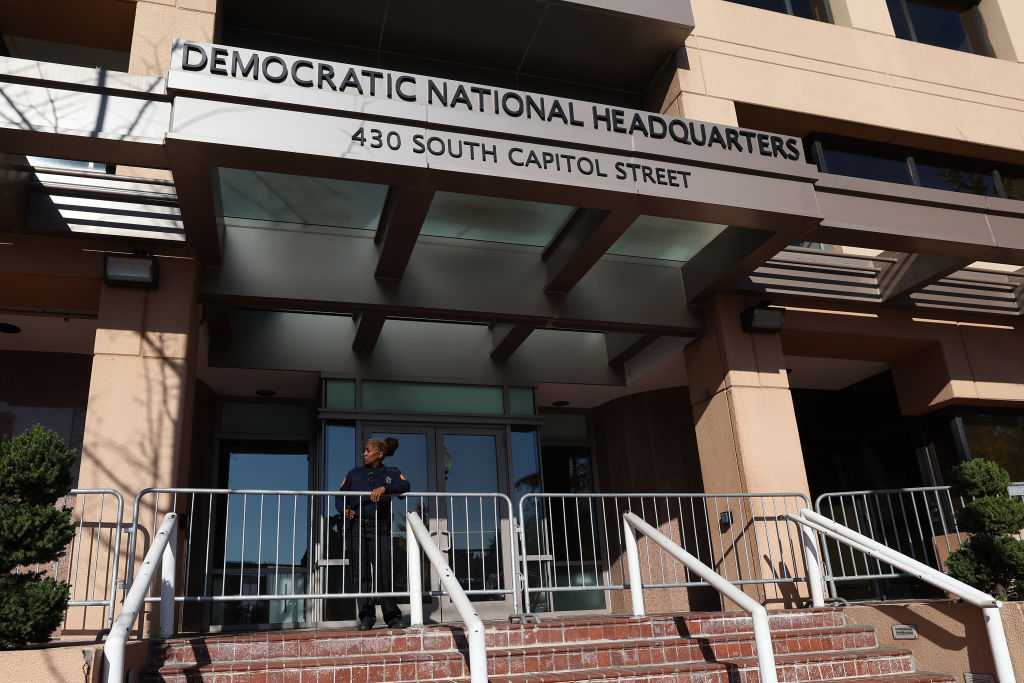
[0,323,21,334]
[551,400,570,407]
[256,389,276,397]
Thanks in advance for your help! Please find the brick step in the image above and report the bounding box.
[493,671,956,683]
[146,641,912,683]
[484,648,919,683]
[151,609,850,667]
[679,607,846,637]
[148,625,876,677]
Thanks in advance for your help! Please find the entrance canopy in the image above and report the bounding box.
[3,41,1024,392]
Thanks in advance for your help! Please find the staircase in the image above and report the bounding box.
[145,607,956,683]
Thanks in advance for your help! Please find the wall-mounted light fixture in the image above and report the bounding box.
[740,300,785,334]
[104,250,159,289]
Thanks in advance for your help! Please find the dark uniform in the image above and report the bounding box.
[337,463,411,626]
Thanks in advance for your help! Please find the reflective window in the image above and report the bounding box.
[959,412,1024,482]
[723,0,832,22]
[818,147,914,185]
[885,0,991,56]
[810,135,1021,199]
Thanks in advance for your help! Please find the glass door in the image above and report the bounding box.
[329,424,512,623]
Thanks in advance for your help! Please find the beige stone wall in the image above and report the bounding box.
[670,0,1024,157]
[0,641,147,683]
[845,601,1024,682]
[128,0,217,78]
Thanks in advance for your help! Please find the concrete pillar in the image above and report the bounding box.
[128,0,218,78]
[978,0,1024,63]
[828,0,896,36]
[685,296,809,498]
[685,296,811,607]
[65,254,199,637]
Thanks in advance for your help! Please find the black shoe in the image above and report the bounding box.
[386,617,403,629]
[357,619,374,631]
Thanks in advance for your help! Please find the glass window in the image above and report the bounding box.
[885,0,991,56]
[723,0,832,22]
[607,216,728,262]
[361,381,504,414]
[809,135,1024,200]
[914,159,997,196]
[508,387,536,415]
[960,412,1024,482]
[420,192,573,247]
[819,147,914,185]
[323,379,356,410]
[220,402,310,432]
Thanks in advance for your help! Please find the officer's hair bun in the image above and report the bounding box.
[383,437,399,458]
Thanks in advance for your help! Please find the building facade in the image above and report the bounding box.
[4,0,1024,631]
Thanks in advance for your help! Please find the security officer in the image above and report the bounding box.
[337,437,411,630]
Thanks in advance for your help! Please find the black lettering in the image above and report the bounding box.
[231,51,258,79]
[210,47,228,76]
[524,150,542,168]
[291,60,313,87]
[448,139,463,158]
[428,80,447,105]
[412,134,425,154]
[648,116,667,140]
[595,159,607,177]
[669,120,690,144]
[427,136,445,156]
[395,76,416,102]
[541,151,555,168]
[481,144,497,162]
[525,95,545,120]
[450,84,472,109]
[464,141,479,160]
[501,92,524,117]
[361,70,383,96]
[641,165,655,184]
[317,63,336,90]
[708,127,727,150]
[725,128,742,152]
[578,157,594,175]
[786,139,802,161]
[548,100,569,125]
[628,113,648,137]
[593,106,612,131]
[740,131,757,154]
[182,43,208,72]
[689,122,707,146]
[680,171,691,188]
[770,136,786,158]
[666,169,680,187]
[655,167,668,185]
[757,134,772,156]
[611,109,626,134]
[568,102,584,127]
[615,161,627,180]
[262,56,287,83]
[470,86,491,111]
[509,147,524,166]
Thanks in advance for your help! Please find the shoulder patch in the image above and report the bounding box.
[400,473,406,480]
[340,477,347,487]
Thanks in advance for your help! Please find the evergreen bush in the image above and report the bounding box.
[945,458,1024,600]
[0,425,77,647]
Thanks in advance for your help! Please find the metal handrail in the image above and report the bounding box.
[104,512,177,683]
[785,508,1016,683]
[406,511,487,683]
[622,512,779,683]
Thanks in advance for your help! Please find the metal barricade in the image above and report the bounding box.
[128,488,517,630]
[516,492,811,614]
[54,489,126,630]
[815,485,1024,594]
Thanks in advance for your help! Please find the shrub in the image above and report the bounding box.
[945,459,1024,600]
[0,425,77,647]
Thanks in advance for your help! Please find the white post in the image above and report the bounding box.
[750,607,778,683]
[983,606,1017,683]
[799,526,826,607]
[622,517,645,617]
[160,528,176,639]
[408,521,423,627]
